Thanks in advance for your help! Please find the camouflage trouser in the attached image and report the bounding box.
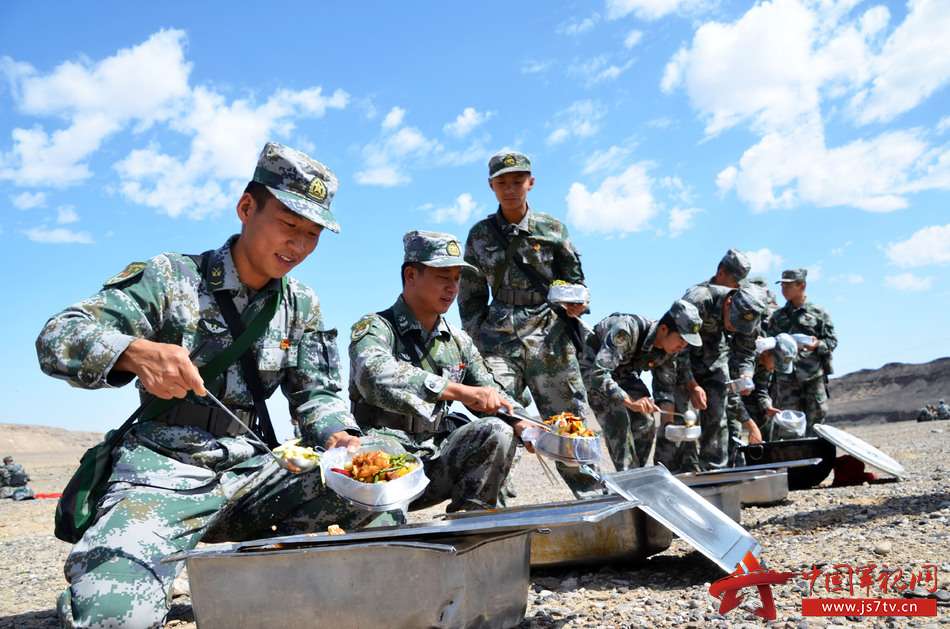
[725,393,749,467]
[655,366,729,473]
[588,387,655,470]
[58,425,402,629]
[484,346,603,499]
[363,416,517,513]
[772,376,828,437]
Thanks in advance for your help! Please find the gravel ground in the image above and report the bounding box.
[2,419,949,628]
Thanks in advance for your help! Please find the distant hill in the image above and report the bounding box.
[0,422,104,453]
[827,357,950,424]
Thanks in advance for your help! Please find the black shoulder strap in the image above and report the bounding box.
[201,251,279,448]
[630,315,649,355]
[377,307,442,372]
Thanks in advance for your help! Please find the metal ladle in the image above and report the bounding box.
[658,409,698,424]
[203,391,318,474]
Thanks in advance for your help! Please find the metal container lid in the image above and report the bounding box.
[165,497,641,562]
[685,458,822,477]
[814,424,907,479]
[599,466,762,572]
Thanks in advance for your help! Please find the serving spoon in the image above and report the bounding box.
[203,391,318,474]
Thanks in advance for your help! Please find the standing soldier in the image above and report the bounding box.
[459,150,599,497]
[656,285,766,472]
[767,268,837,437]
[579,300,703,470]
[349,230,533,513]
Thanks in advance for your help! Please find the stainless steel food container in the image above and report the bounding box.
[534,430,602,466]
[166,499,634,629]
[679,469,789,506]
[739,438,836,489]
[526,496,673,567]
[690,482,743,522]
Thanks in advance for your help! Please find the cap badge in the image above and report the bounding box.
[744,313,755,320]
[692,323,701,333]
[503,154,516,167]
[307,177,327,203]
[446,241,461,257]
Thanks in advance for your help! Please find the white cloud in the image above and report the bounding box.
[356,114,442,187]
[745,248,784,274]
[852,0,950,125]
[668,207,702,237]
[0,29,192,187]
[522,60,551,74]
[624,30,644,49]
[426,193,482,224]
[582,146,633,175]
[569,55,635,88]
[11,191,45,209]
[0,29,350,220]
[665,0,950,213]
[558,15,599,36]
[606,0,699,21]
[830,241,853,257]
[885,273,934,291]
[565,163,657,235]
[886,224,950,268]
[444,108,492,138]
[56,206,79,224]
[546,100,607,145]
[24,226,94,244]
[382,107,405,130]
[659,175,693,204]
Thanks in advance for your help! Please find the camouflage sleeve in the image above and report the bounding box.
[815,308,837,357]
[588,321,636,405]
[349,315,446,420]
[748,361,774,413]
[459,225,490,341]
[35,254,179,389]
[286,298,359,447]
[730,330,758,378]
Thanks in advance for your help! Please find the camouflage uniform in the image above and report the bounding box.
[767,271,837,438]
[350,294,519,512]
[35,143,399,629]
[460,205,599,496]
[0,458,31,499]
[938,401,950,420]
[655,285,763,473]
[579,301,702,470]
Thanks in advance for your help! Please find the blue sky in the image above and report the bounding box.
[2,0,948,437]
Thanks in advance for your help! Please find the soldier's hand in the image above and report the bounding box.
[114,339,206,399]
[563,302,587,318]
[744,420,763,444]
[806,335,819,351]
[765,406,781,418]
[624,396,660,414]
[326,431,361,453]
[686,382,707,410]
[511,421,537,454]
[443,382,513,415]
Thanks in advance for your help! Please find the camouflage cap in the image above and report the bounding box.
[720,248,751,281]
[666,299,702,347]
[776,268,807,283]
[771,333,798,374]
[727,286,766,334]
[403,230,477,270]
[2,456,11,463]
[489,150,531,178]
[252,141,341,233]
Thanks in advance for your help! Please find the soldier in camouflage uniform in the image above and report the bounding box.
[767,269,838,437]
[742,333,799,441]
[349,230,533,513]
[707,248,751,289]
[459,150,600,497]
[579,300,703,470]
[655,285,766,473]
[36,142,401,629]
[0,455,32,499]
[937,400,950,421]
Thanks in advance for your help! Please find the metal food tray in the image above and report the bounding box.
[680,469,789,506]
[599,466,762,572]
[167,499,635,629]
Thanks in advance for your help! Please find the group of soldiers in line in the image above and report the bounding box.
[35,142,837,628]
[917,400,950,422]
[0,455,32,500]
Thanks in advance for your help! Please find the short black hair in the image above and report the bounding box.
[243,181,274,210]
[401,261,427,287]
[658,312,676,332]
